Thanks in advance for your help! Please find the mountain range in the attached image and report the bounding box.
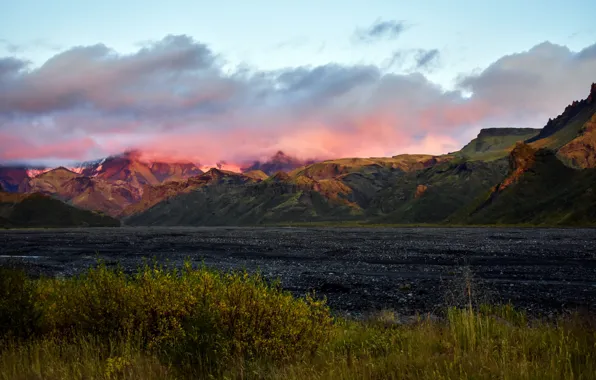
[2,83,596,227]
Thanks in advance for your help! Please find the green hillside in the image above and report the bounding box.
[457,128,540,161]
[455,145,596,225]
[0,192,120,228]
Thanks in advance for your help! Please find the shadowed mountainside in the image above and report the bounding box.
[0,190,119,228]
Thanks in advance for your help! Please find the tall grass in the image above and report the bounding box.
[1,264,594,379]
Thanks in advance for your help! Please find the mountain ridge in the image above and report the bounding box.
[2,83,596,226]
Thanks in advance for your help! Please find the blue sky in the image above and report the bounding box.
[1,0,595,165]
[3,0,594,87]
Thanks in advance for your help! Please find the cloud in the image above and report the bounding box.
[272,36,310,50]
[354,20,408,42]
[0,36,595,166]
[0,39,21,54]
[414,49,440,70]
[0,39,62,54]
[457,42,596,123]
[385,49,441,72]
[0,57,29,78]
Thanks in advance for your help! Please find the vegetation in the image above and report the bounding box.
[0,193,120,228]
[1,263,595,379]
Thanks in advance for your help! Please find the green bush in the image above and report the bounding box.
[21,262,332,370]
[0,267,40,338]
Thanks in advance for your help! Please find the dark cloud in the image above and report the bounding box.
[354,20,408,42]
[0,35,220,115]
[0,37,595,165]
[576,43,596,60]
[0,57,28,78]
[384,49,441,72]
[276,64,380,105]
[414,49,440,70]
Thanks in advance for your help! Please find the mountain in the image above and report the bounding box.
[457,128,540,161]
[0,189,119,228]
[125,154,459,226]
[23,167,82,194]
[369,157,509,223]
[558,112,596,168]
[527,84,596,149]
[125,171,363,226]
[92,151,159,188]
[10,152,205,216]
[0,166,30,192]
[452,143,596,225]
[122,168,260,217]
[241,151,316,175]
[126,83,596,227]
[149,162,203,182]
[4,83,596,226]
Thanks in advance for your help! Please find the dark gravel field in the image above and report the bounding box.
[1,227,595,318]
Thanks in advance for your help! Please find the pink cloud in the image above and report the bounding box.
[1,37,595,166]
[0,133,98,161]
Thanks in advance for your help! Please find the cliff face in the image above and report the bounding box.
[495,143,537,192]
[557,113,596,168]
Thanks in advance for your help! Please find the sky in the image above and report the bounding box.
[1,0,595,167]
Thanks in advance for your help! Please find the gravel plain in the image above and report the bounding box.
[1,227,595,318]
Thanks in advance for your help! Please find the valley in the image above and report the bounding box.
[1,226,595,317]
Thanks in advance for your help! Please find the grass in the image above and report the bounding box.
[1,263,595,379]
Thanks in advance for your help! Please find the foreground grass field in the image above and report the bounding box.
[1,263,595,379]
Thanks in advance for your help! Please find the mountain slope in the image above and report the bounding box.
[528,83,596,168]
[0,166,30,192]
[557,111,596,168]
[241,151,315,175]
[455,143,596,225]
[369,157,509,223]
[125,176,361,226]
[24,167,82,194]
[122,168,260,217]
[0,191,120,228]
[457,128,540,161]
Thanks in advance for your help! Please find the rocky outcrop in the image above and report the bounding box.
[557,113,596,168]
[414,184,428,199]
[495,143,537,192]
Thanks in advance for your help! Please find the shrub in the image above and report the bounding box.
[28,261,333,370]
[0,267,40,339]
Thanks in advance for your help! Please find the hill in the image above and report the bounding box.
[457,128,540,161]
[0,190,119,228]
[453,143,596,225]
